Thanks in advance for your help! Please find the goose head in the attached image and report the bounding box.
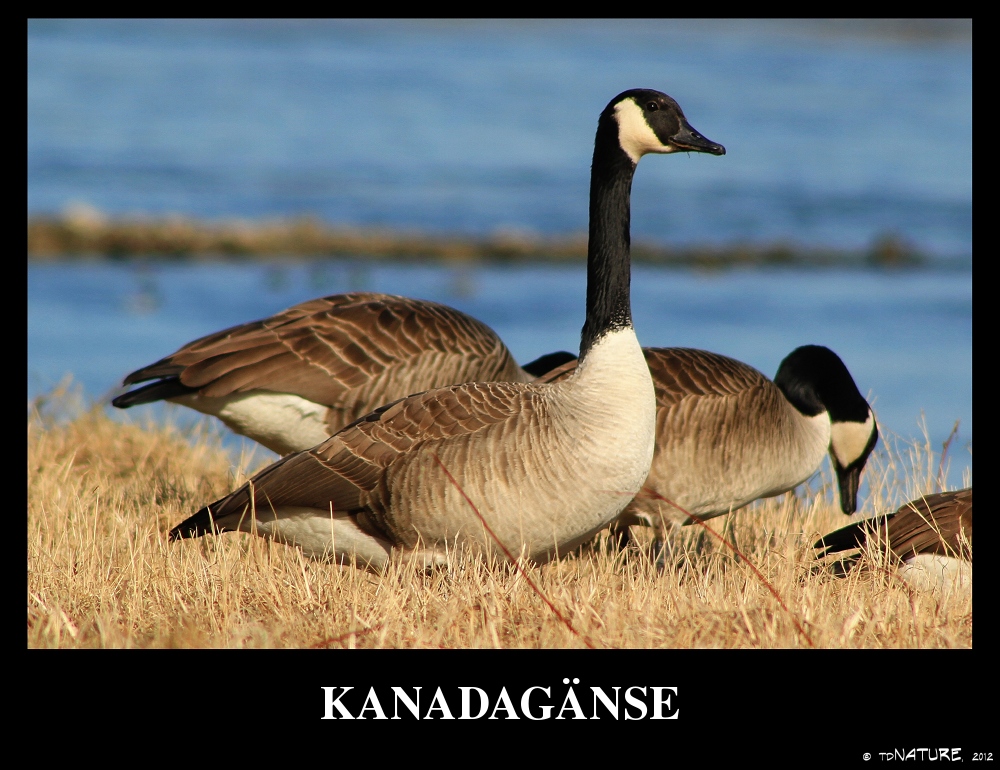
[605,89,726,164]
[774,345,879,515]
[582,89,725,357]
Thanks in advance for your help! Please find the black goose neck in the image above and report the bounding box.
[579,118,638,360]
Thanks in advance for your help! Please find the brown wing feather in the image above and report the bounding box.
[121,292,529,410]
[643,348,770,405]
[815,488,972,560]
[191,381,532,542]
[886,488,972,559]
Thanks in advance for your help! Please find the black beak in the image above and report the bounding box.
[671,122,725,155]
[836,464,863,515]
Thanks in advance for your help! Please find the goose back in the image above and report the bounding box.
[113,292,535,455]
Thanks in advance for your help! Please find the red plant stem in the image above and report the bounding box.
[936,420,960,492]
[432,453,598,649]
[643,488,816,648]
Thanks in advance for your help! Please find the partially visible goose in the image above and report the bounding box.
[814,488,972,591]
[168,88,725,569]
[537,344,878,543]
[112,291,574,457]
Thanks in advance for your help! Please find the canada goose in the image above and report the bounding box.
[814,488,972,591]
[168,88,725,569]
[537,344,878,543]
[112,292,574,457]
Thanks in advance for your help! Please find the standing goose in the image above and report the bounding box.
[112,292,574,457]
[537,344,878,543]
[814,488,972,590]
[168,88,725,569]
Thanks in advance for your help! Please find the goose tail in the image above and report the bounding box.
[112,378,197,408]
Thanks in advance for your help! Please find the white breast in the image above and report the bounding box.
[559,328,657,518]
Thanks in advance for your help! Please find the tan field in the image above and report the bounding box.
[27,384,971,649]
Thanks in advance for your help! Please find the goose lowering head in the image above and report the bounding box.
[169,89,725,570]
[537,345,878,545]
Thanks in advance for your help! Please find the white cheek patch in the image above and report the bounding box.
[614,99,673,163]
[830,413,876,467]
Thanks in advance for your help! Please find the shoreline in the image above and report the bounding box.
[27,214,967,270]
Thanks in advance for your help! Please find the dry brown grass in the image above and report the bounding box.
[27,388,972,650]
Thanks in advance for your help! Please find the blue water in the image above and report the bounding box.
[28,19,971,258]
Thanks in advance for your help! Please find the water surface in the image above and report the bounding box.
[28,19,972,259]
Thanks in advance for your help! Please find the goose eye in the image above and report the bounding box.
[646,101,659,112]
